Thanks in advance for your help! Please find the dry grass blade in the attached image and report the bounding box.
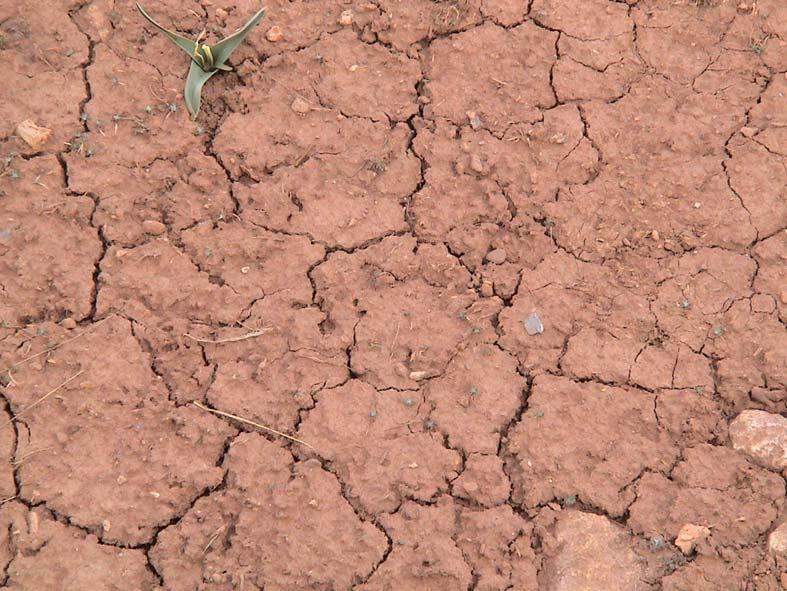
[3,370,84,428]
[1,317,108,375]
[202,524,226,555]
[192,401,315,450]
[183,329,272,344]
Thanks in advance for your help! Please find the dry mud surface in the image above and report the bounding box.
[1,0,786,589]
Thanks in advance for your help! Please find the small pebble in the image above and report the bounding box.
[142,220,166,235]
[266,26,284,42]
[369,409,378,418]
[524,313,543,336]
[291,97,310,114]
[409,370,428,381]
[486,248,507,265]
[466,111,482,130]
[338,10,354,25]
[61,318,77,330]
[469,154,484,174]
[693,202,701,209]
[27,512,39,535]
[240,266,250,274]
[740,126,758,137]
[480,281,494,297]
[102,519,111,532]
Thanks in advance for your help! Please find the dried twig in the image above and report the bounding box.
[2,370,84,428]
[202,524,226,555]
[1,317,108,375]
[192,401,315,449]
[183,329,272,344]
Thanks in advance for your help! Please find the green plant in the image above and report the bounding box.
[136,3,265,117]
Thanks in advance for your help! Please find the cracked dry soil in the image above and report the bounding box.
[1,0,786,589]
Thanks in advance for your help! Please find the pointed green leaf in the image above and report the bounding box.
[137,3,199,60]
[184,60,217,118]
[210,8,265,68]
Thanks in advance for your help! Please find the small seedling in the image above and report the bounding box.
[136,3,265,117]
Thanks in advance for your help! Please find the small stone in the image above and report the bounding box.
[769,522,787,559]
[142,220,166,235]
[102,519,111,532]
[27,512,39,535]
[486,248,507,265]
[729,410,787,471]
[452,455,510,506]
[338,10,354,25]
[291,97,310,114]
[650,229,660,241]
[61,318,77,330]
[740,126,758,137]
[542,512,647,590]
[469,154,484,173]
[466,111,482,130]
[693,202,701,209]
[675,523,711,555]
[751,293,776,313]
[524,313,543,336]
[15,120,52,150]
[266,26,284,42]
[240,266,250,274]
[349,64,359,72]
[117,475,127,485]
[409,370,428,381]
[480,281,494,297]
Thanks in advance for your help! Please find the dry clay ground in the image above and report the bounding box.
[1,0,786,589]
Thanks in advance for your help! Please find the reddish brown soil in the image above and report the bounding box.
[1,0,786,589]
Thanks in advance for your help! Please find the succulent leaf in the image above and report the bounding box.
[136,3,199,60]
[184,60,217,118]
[210,8,266,67]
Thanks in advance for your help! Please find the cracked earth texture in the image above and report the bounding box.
[1,0,786,589]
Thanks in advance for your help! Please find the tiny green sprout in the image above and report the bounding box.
[137,3,265,118]
[469,385,478,397]
[712,325,725,337]
[424,419,436,431]
[145,105,153,114]
[9,169,20,180]
[369,409,378,418]
[563,494,577,507]
[752,44,764,56]
[204,246,213,257]
[403,398,414,407]
[534,409,545,418]
[694,385,703,395]
[80,111,88,122]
